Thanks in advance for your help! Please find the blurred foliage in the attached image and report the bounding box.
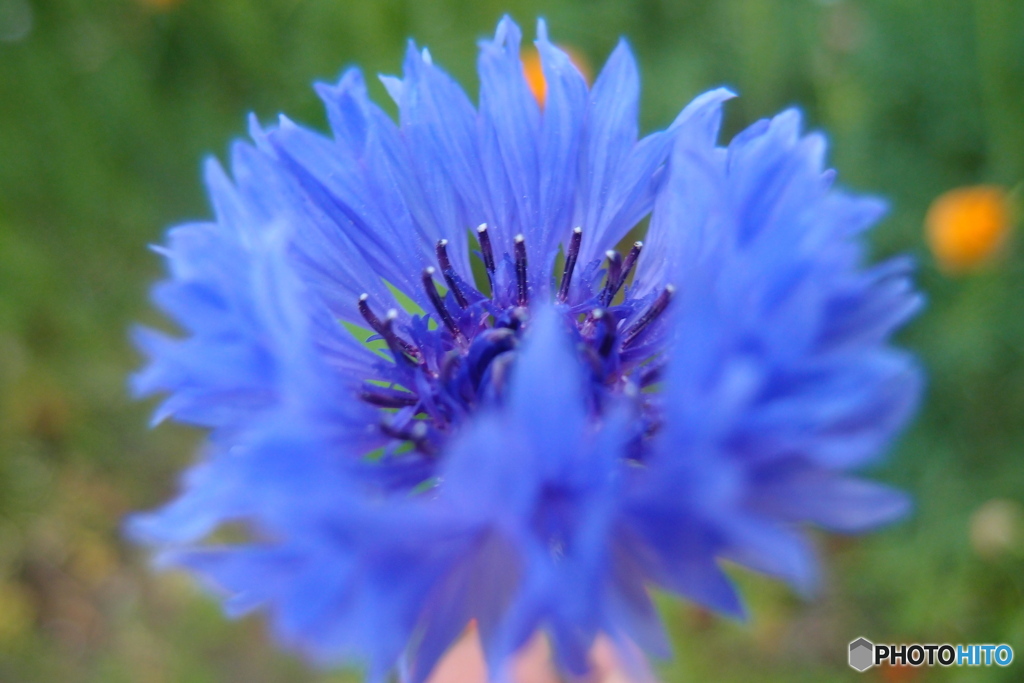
[1,0,1023,681]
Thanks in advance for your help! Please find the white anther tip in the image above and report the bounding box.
[665,284,676,294]
[359,293,369,302]
[476,223,488,233]
[514,233,525,243]
[424,266,436,275]
[573,226,582,234]
[386,308,400,320]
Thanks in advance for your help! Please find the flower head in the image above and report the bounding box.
[130,17,923,682]
[926,185,1014,273]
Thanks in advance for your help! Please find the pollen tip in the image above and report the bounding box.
[437,238,448,247]
[593,308,605,319]
[665,284,676,294]
[411,422,427,438]
[359,293,369,302]
[605,250,616,259]
[573,226,582,234]
[424,266,436,276]
[386,308,399,320]
[476,223,488,233]
[635,241,643,248]
[514,233,525,243]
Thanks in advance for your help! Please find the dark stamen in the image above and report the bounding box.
[639,362,663,387]
[619,241,643,290]
[476,224,496,286]
[359,385,420,408]
[510,306,528,330]
[601,241,643,306]
[422,268,466,343]
[380,420,435,456]
[600,250,623,307]
[558,227,583,303]
[434,239,454,272]
[621,285,675,349]
[514,234,529,306]
[593,309,618,357]
[357,293,382,330]
[379,308,423,366]
[358,294,422,362]
[435,239,469,308]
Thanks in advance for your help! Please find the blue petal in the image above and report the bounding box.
[406,531,522,683]
[478,17,543,277]
[575,39,640,266]
[719,517,819,595]
[634,88,734,295]
[751,470,912,532]
[535,19,588,271]
[508,306,588,461]
[266,118,430,303]
[387,45,487,277]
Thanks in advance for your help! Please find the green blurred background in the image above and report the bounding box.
[1,0,1022,681]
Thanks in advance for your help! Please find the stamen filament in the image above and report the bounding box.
[380,308,423,366]
[423,268,466,343]
[380,420,435,456]
[435,239,469,308]
[621,285,675,349]
[619,241,643,290]
[601,242,643,306]
[600,250,623,307]
[593,308,618,357]
[358,294,422,362]
[357,293,382,330]
[558,227,582,302]
[639,362,663,387]
[476,224,496,288]
[359,385,420,408]
[514,234,529,306]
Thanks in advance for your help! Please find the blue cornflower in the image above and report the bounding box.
[130,16,923,682]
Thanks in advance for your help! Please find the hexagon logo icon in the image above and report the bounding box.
[849,637,875,672]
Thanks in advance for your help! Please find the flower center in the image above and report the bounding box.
[355,225,673,460]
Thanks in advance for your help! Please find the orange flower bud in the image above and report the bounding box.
[522,46,591,107]
[925,185,1014,273]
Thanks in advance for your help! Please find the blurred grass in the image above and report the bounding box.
[1,0,1023,681]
